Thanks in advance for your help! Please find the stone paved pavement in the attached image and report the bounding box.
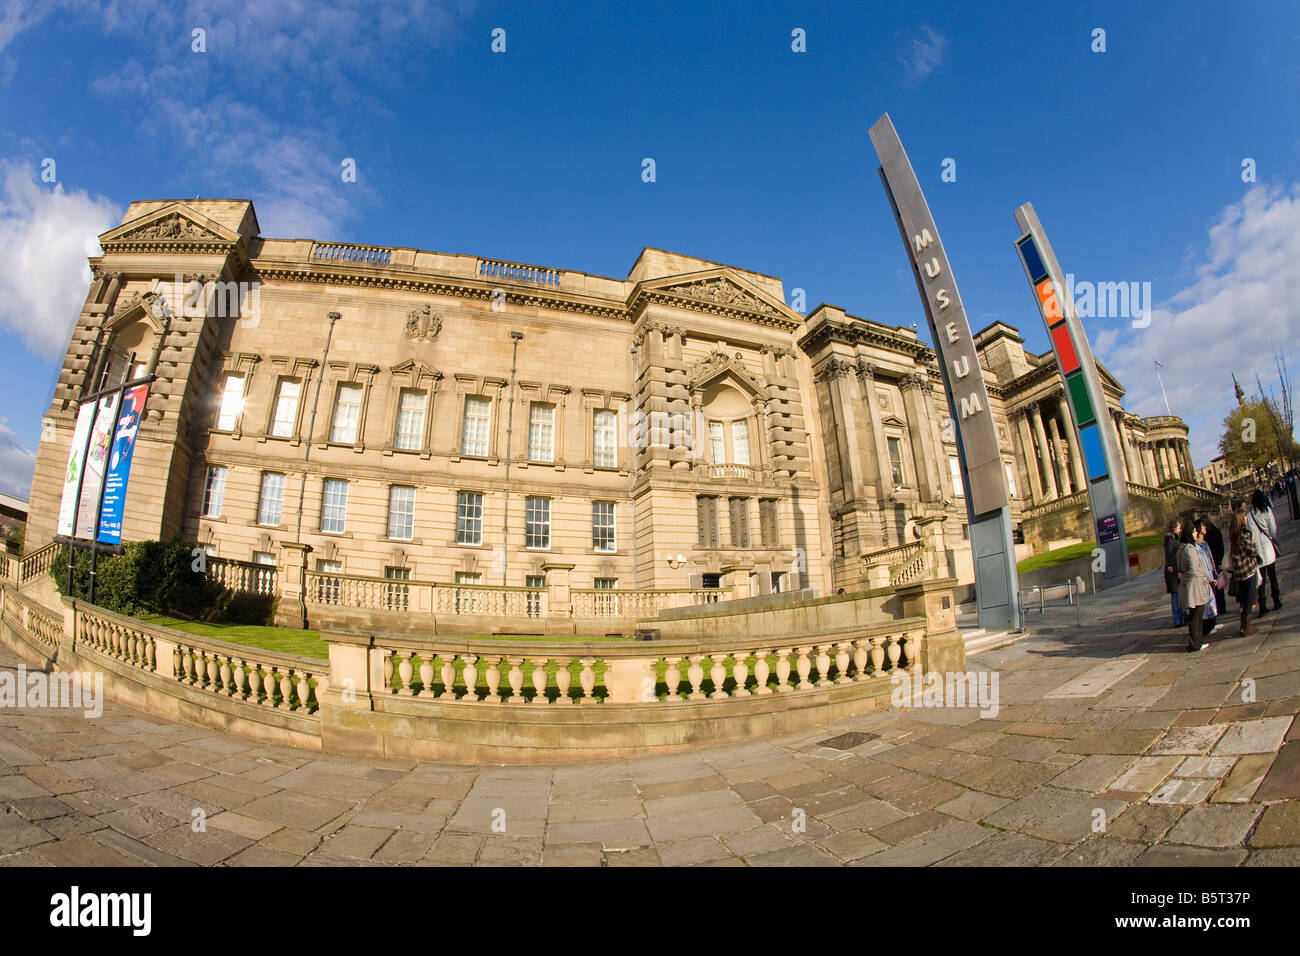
[2,520,1299,866]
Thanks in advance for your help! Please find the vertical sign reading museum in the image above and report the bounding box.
[1013,203,1129,587]
[870,113,1020,630]
[97,383,150,546]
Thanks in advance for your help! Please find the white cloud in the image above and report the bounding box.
[0,417,36,499]
[1094,183,1300,466]
[901,26,947,86]
[0,161,120,357]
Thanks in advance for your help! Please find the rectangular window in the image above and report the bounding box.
[257,472,285,526]
[594,577,619,617]
[731,419,751,466]
[454,571,481,615]
[393,389,426,451]
[330,383,363,444]
[887,437,906,486]
[697,495,719,548]
[461,395,491,457]
[593,409,617,468]
[387,485,415,540]
[252,551,275,566]
[1004,461,1018,498]
[270,379,301,438]
[592,500,615,552]
[527,402,555,462]
[759,498,779,548]
[315,559,341,605]
[384,566,411,612]
[949,455,964,497]
[216,373,245,431]
[729,497,751,548]
[202,465,227,517]
[771,571,786,594]
[708,421,725,464]
[526,573,545,618]
[456,491,483,545]
[524,496,551,549]
[321,478,349,534]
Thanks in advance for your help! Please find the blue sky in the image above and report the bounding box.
[0,0,1297,498]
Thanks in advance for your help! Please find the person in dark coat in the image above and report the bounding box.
[1199,513,1226,614]
[1164,518,1185,627]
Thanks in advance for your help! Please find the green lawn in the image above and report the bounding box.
[1017,532,1163,574]
[138,614,330,659]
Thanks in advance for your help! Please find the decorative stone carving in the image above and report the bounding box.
[663,278,774,314]
[900,372,927,393]
[404,304,442,342]
[816,358,855,381]
[121,212,221,241]
[854,358,875,380]
[688,349,734,381]
[878,391,890,410]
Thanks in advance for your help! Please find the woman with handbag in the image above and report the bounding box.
[1228,508,1261,637]
[1176,521,1214,652]
[1164,518,1186,628]
[1249,489,1282,615]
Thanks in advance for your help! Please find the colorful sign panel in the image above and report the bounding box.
[56,402,97,537]
[74,393,122,541]
[1013,202,1130,586]
[97,384,150,545]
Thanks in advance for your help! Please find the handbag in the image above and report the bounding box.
[1228,576,1239,598]
[1215,570,1229,591]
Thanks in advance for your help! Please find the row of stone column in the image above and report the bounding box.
[1012,393,1085,505]
[1111,411,1193,487]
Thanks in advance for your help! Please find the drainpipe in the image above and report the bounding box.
[295,311,340,547]
[501,331,523,587]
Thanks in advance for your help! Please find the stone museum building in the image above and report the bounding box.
[24,199,1199,616]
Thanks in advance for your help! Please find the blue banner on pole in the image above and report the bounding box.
[97,384,150,545]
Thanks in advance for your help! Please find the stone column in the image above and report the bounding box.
[1114,413,1133,483]
[1143,443,1159,486]
[1014,409,1042,504]
[1064,405,1087,491]
[821,359,870,500]
[1181,440,1194,481]
[1031,404,1059,500]
[1046,407,1072,496]
[901,374,942,504]
[858,362,895,499]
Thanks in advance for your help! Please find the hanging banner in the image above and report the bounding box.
[74,393,121,541]
[97,384,151,545]
[56,403,97,537]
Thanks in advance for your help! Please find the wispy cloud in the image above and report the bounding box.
[0,417,36,499]
[1094,182,1300,465]
[901,26,947,86]
[0,161,120,357]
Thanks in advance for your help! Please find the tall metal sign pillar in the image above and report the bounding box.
[1013,203,1130,587]
[869,114,1020,631]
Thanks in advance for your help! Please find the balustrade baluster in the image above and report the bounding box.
[753,652,772,695]
[853,639,870,681]
[530,658,549,704]
[278,669,293,708]
[687,655,706,700]
[578,658,596,703]
[795,647,813,690]
[383,652,394,692]
[815,645,833,688]
[553,658,572,704]
[418,653,434,696]
[297,673,313,711]
[709,654,728,699]
[484,657,502,702]
[835,642,854,685]
[506,658,525,703]
[461,655,479,701]
[219,656,233,694]
[232,660,247,699]
[397,652,415,696]
[903,631,924,672]
[206,655,220,691]
[663,657,683,702]
[261,666,276,707]
[885,634,902,671]
[775,648,792,694]
[730,652,751,697]
[440,653,457,700]
[869,636,886,675]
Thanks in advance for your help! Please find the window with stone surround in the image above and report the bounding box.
[524,496,550,549]
[593,409,617,468]
[387,485,415,540]
[697,495,719,549]
[887,436,906,486]
[270,378,302,438]
[461,395,491,457]
[329,384,363,444]
[456,491,483,545]
[320,478,349,534]
[257,472,285,526]
[759,498,779,548]
[592,500,615,552]
[729,497,751,548]
[731,419,752,466]
[393,389,426,451]
[202,466,227,517]
[216,373,246,431]
[527,402,555,463]
[949,455,964,497]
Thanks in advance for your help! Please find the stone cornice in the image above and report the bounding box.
[798,318,932,363]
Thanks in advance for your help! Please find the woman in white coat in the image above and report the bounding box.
[1249,488,1282,615]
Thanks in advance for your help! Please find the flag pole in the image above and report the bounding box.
[1154,358,1171,415]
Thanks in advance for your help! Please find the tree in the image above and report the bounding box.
[1219,399,1300,474]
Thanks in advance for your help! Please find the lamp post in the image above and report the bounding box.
[295,311,340,547]
[501,331,523,587]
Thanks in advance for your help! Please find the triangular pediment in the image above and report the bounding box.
[101,202,238,245]
[880,414,908,428]
[635,268,803,328]
[688,350,768,401]
[105,290,167,334]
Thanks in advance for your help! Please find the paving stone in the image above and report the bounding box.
[849,820,991,866]
[547,818,652,847]
[1106,804,1185,843]
[1050,755,1135,793]
[34,832,147,867]
[236,791,353,831]
[224,844,302,866]
[100,804,183,840]
[20,764,90,794]
[143,823,254,865]
[1147,777,1218,805]
[869,810,948,845]
[952,758,1059,798]
[1206,755,1271,805]
[478,835,544,866]
[604,846,660,866]
[257,826,321,856]
[746,843,840,866]
[541,843,604,866]
[1135,845,1248,866]
[1212,717,1293,755]
[208,811,282,841]
[1054,837,1146,866]
[1148,723,1229,756]
[983,787,1130,844]
[720,825,793,857]
[1244,847,1300,865]
[934,789,1010,821]
[819,798,908,832]
[645,805,758,843]
[8,795,72,821]
[1102,756,1181,797]
[820,828,887,862]
[1165,805,1262,848]
[655,835,731,866]
[424,832,482,864]
[1255,741,1300,800]
[1247,802,1300,847]
[937,830,1070,867]
[1173,756,1237,779]
[0,813,55,853]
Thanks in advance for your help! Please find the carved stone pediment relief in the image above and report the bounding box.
[119,212,223,242]
[662,278,775,315]
[403,304,442,342]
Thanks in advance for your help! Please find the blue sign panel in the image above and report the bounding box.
[97,384,150,545]
[1079,423,1108,482]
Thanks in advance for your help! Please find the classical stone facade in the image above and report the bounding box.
[25,199,1197,604]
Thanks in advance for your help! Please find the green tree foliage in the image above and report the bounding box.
[1219,399,1299,474]
[51,538,273,625]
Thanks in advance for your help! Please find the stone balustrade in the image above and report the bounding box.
[310,241,393,266]
[207,556,276,597]
[706,463,756,481]
[477,257,562,287]
[570,587,723,619]
[0,551,13,584]
[18,542,59,587]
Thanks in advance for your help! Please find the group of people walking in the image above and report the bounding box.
[1164,489,1284,652]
